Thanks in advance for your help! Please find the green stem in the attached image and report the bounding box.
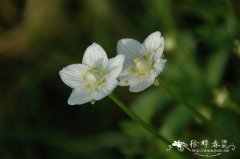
[108,94,171,145]
[157,78,226,137]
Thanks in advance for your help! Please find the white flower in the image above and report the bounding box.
[117,31,166,92]
[59,43,125,105]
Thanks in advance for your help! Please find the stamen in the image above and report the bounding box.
[83,68,107,91]
[131,54,153,77]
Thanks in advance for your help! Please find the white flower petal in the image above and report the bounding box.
[94,79,118,100]
[118,80,129,86]
[153,58,167,76]
[82,43,108,69]
[68,89,95,105]
[59,64,88,89]
[118,71,135,86]
[117,39,145,59]
[155,37,164,58]
[118,78,130,86]
[129,77,154,92]
[107,54,125,79]
[143,31,164,53]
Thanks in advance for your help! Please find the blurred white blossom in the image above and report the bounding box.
[213,87,229,107]
[165,34,176,52]
[59,43,125,105]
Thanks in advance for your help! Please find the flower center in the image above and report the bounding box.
[131,54,153,77]
[83,68,106,91]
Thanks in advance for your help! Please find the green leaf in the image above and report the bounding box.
[205,50,229,87]
[160,104,192,139]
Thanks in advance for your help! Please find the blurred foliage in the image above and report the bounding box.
[0,0,240,159]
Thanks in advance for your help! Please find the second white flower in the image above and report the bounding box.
[117,31,166,92]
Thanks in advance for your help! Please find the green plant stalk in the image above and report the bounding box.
[108,94,171,145]
[157,78,226,137]
[109,94,193,158]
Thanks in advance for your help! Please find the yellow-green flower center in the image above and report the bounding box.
[83,68,106,91]
[131,54,153,77]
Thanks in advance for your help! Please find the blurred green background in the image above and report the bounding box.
[0,0,240,158]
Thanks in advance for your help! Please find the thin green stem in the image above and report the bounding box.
[157,78,226,137]
[108,94,171,145]
[109,94,194,158]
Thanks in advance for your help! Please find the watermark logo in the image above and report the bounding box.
[166,139,235,157]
